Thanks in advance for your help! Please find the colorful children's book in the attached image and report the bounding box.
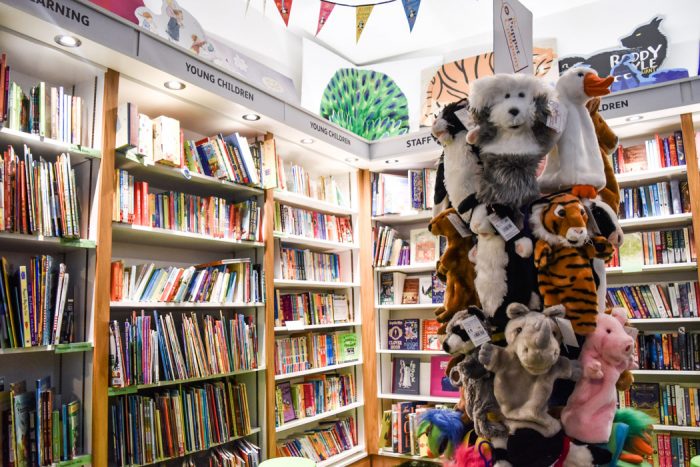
[401,277,419,304]
[430,356,459,397]
[432,272,445,304]
[387,319,420,351]
[410,228,439,264]
[278,382,296,423]
[422,320,441,351]
[392,357,420,395]
[630,382,661,423]
[338,332,359,362]
[418,275,433,304]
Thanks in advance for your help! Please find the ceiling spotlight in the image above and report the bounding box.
[300,138,314,144]
[54,35,81,48]
[164,80,186,91]
[242,114,260,121]
[625,115,643,122]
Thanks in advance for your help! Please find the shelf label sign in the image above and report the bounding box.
[493,0,533,74]
[284,105,367,156]
[138,35,284,120]
[598,82,683,119]
[7,0,137,55]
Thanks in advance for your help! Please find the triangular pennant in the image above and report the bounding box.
[356,5,374,42]
[274,0,292,26]
[316,1,335,36]
[245,0,252,15]
[401,0,421,31]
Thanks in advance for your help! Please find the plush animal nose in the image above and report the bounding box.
[508,108,520,116]
[625,344,631,352]
[570,227,585,236]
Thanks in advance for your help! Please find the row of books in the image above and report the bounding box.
[655,433,699,467]
[606,282,700,319]
[2,145,81,238]
[0,377,81,466]
[109,381,254,466]
[378,402,445,456]
[0,255,74,349]
[611,131,686,174]
[110,259,263,305]
[109,311,258,388]
[1,54,85,145]
[117,102,268,187]
[274,155,348,208]
[619,180,690,220]
[198,440,261,467]
[371,171,436,216]
[278,247,341,283]
[635,332,699,371]
[274,203,353,244]
[372,226,440,268]
[387,318,441,351]
[113,169,262,242]
[379,272,445,306]
[275,373,357,427]
[274,291,352,327]
[392,356,459,398]
[276,416,358,462]
[608,229,697,269]
[274,332,359,375]
[619,383,699,427]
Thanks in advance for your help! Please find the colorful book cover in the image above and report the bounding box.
[418,275,432,304]
[387,319,420,351]
[338,332,359,362]
[622,144,649,172]
[401,277,419,304]
[410,228,438,264]
[13,391,34,466]
[66,400,79,458]
[392,357,420,395]
[630,382,661,423]
[619,232,644,272]
[379,272,395,305]
[422,320,441,351]
[378,410,392,449]
[278,382,296,423]
[432,272,445,304]
[430,356,460,397]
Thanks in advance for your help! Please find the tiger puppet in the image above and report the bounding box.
[529,193,614,335]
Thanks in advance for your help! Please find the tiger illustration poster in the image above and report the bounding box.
[420,47,558,127]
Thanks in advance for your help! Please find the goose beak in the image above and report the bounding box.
[584,73,614,97]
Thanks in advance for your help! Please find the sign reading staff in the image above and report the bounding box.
[493,0,533,74]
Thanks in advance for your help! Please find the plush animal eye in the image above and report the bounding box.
[515,327,522,334]
[606,329,612,334]
[505,93,510,99]
[580,208,585,215]
[518,92,525,98]
[555,208,565,217]
[577,72,584,77]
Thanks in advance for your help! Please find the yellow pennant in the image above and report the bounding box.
[356,5,374,43]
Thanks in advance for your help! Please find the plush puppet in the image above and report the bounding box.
[468,204,538,332]
[537,67,614,199]
[586,97,621,212]
[561,308,637,444]
[416,410,470,459]
[431,98,483,223]
[466,73,558,216]
[428,208,479,332]
[530,193,614,335]
[607,409,654,467]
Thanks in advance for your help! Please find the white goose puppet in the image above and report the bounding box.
[538,67,614,199]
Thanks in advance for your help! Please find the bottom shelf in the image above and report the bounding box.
[54,454,92,467]
[317,445,367,467]
[377,448,443,464]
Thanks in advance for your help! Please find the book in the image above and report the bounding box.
[387,319,420,351]
[410,228,439,265]
[418,275,433,304]
[379,272,407,305]
[422,320,441,351]
[274,156,349,207]
[152,116,180,166]
[274,203,353,243]
[613,132,688,174]
[278,382,296,423]
[278,247,340,282]
[276,416,357,461]
[432,272,445,305]
[606,282,699,319]
[338,332,360,362]
[378,410,392,449]
[392,358,420,395]
[401,277,420,304]
[430,356,460,397]
[275,373,357,427]
[274,291,351,326]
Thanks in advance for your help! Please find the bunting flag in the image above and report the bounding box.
[401,0,421,31]
[316,1,335,36]
[245,0,252,15]
[274,0,293,26]
[356,5,374,42]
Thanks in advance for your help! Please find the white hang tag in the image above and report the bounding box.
[460,315,490,347]
[546,99,567,133]
[555,317,580,348]
[447,213,470,238]
[285,320,304,331]
[624,325,639,341]
[487,213,520,241]
[454,108,473,130]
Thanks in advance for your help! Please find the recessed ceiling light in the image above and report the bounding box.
[242,114,260,121]
[54,35,81,48]
[625,115,643,122]
[164,80,186,91]
[300,138,314,144]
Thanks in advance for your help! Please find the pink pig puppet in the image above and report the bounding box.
[561,308,637,443]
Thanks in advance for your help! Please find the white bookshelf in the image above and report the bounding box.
[275,401,365,433]
[372,211,433,224]
[378,393,460,404]
[377,449,444,464]
[273,189,357,216]
[375,264,437,273]
[274,322,360,333]
[110,301,265,309]
[377,349,446,356]
[618,212,692,229]
[376,303,442,310]
[615,165,687,186]
[274,360,363,381]
[316,445,368,467]
[273,279,360,289]
[651,425,700,434]
[273,231,359,251]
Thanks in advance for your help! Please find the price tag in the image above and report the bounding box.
[624,326,639,340]
[555,317,580,348]
[459,315,490,347]
[181,167,192,180]
[285,320,304,331]
[454,107,473,130]
[447,213,470,238]
[546,99,567,133]
[487,213,520,241]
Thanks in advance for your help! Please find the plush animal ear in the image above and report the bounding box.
[466,127,480,145]
[585,97,600,115]
[651,16,663,27]
[610,307,628,326]
[543,304,566,319]
[468,306,486,322]
[506,302,530,320]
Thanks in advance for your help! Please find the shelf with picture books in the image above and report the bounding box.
[371,170,437,222]
[0,33,104,467]
[276,417,365,466]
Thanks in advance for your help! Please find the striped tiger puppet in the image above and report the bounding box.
[529,193,614,335]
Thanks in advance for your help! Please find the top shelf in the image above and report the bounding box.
[274,190,356,216]
[0,126,101,164]
[372,211,433,225]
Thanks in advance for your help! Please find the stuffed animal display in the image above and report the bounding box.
[561,309,637,444]
[419,69,630,467]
